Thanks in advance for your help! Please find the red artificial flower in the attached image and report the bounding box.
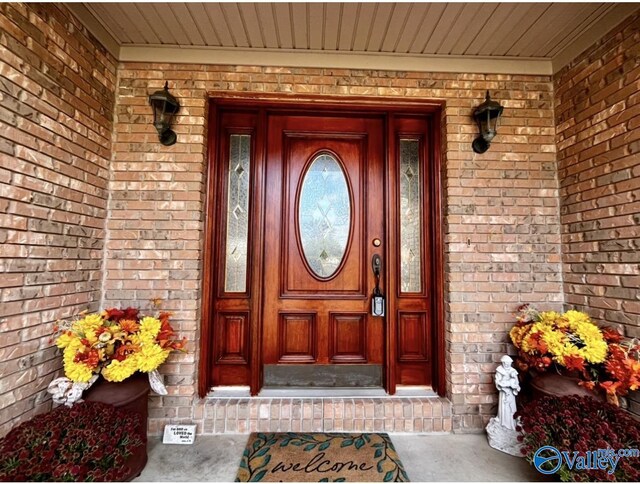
[105,308,125,321]
[113,341,140,362]
[599,380,622,395]
[73,348,100,369]
[601,326,623,343]
[563,354,586,372]
[105,307,139,322]
[578,380,596,391]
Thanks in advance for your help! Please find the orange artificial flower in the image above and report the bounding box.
[600,380,621,395]
[74,348,100,369]
[563,355,586,372]
[119,319,140,333]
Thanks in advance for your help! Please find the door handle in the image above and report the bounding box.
[371,254,385,317]
[372,254,382,278]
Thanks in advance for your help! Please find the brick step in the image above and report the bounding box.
[199,397,453,434]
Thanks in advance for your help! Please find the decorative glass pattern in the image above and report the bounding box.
[298,154,351,278]
[224,134,251,292]
[399,139,422,292]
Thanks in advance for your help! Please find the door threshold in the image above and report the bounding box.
[207,386,251,398]
[394,386,438,397]
[205,385,439,399]
[259,387,388,397]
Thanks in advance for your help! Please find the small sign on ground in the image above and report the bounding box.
[163,424,196,445]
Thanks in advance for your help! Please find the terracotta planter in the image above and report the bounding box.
[84,373,150,480]
[528,371,605,402]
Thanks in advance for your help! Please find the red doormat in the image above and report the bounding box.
[235,432,410,482]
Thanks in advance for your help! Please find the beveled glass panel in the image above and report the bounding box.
[399,139,422,292]
[298,154,351,278]
[224,134,251,292]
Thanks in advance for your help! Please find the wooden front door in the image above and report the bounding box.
[262,115,385,385]
[202,97,443,396]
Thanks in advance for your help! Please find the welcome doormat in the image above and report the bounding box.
[235,432,409,482]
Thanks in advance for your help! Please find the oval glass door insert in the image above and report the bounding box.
[298,153,351,278]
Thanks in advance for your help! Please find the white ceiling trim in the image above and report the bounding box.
[119,45,553,76]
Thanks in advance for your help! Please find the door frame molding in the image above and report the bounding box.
[199,92,446,398]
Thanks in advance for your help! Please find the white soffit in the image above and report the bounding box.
[67,2,640,76]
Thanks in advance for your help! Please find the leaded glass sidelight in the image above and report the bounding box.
[399,139,422,293]
[298,153,351,279]
[224,134,251,293]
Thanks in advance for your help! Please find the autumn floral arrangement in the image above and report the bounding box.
[0,401,144,482]
[510,304,640,405]
[54,307,186,384]
[517,395,640,481]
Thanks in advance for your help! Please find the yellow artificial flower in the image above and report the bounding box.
[137,343,171,372]
[510,324,532,349]
[140,316,161,343]
[74,313,103,332]
[564,309,592,326]
[542,330,567,364]
[102,357,138,382]
[55,332,73,349]
[64,360,94,382]
[539,311,562,323]
[62,340,93,383]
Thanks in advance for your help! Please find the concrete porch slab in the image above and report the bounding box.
[135,434,543,481]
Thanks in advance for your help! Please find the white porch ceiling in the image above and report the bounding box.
[69,2,640,74]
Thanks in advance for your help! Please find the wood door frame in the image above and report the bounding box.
[199,92,446,398]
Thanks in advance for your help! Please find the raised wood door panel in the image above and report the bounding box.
[263,114,385,367]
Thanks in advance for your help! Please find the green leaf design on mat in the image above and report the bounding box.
[250,470,266,482]
[319,441,330,451]
[374,448,383,459]
[340,438,353,447]
[384,470,395,482]
[355,437,365,449]
[254,448,269,458]
[304,443,316,451]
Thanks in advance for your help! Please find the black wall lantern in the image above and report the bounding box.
[472,90,504,154]
[149,81,180,146]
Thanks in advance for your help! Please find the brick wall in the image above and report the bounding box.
[554,11,640,336]
[0,3,116,436]
[108,66,562,433]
